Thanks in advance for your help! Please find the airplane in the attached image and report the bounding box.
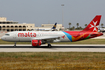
[1,15,103,47]
[98,28,105,32]
[35,23,57,31]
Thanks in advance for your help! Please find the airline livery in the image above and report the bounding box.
[1,15,103,47]
[52,23,57,31]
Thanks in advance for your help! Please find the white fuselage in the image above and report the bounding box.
[1,31,70,42]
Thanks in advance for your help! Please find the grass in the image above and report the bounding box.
[1,39,105,44]
[0,52,105,70]
[0,39,105,69]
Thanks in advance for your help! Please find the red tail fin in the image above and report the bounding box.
[83,15,101,32]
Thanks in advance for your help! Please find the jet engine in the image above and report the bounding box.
[32,40,41,47]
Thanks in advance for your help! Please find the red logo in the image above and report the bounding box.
[18,32,36,37]
[62,35,65,39]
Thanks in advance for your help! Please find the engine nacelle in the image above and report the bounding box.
[32,40,41,47]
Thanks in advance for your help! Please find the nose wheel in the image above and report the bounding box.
[14,42,16,47]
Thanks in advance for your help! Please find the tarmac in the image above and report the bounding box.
[0,44,105,52]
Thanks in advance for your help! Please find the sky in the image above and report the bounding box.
[0,0,105,28]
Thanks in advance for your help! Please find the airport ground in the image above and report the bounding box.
[0,39,105,69]
[0,52,105,70]
[0,39,105,52]
[0,33,105,69]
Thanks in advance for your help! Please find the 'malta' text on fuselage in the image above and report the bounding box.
[18,32,36,37]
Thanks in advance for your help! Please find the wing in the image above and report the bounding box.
[31,36,61,43]
[32,36,60,40]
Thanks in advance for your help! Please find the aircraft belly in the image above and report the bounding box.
[19,37,31,42]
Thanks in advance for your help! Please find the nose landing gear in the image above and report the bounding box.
[14,42,16,47]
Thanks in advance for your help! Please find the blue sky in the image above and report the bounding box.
[0,0,105,28]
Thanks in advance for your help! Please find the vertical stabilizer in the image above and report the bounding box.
[52,23,57,31]
[82,15,101,32]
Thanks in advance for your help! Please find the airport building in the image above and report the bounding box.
[0,17,35,32]
[34,24,63,31]
[0,17,63,32]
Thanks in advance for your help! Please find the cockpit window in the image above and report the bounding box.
[5,34,10,36]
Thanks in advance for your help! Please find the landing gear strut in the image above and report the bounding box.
[14,42,16,47]
[48,43,52,48]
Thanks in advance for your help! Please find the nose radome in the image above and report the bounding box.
[1,36,4,40]
[1,36,5,40]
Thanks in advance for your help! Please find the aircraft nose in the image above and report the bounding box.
[1,36,5,40]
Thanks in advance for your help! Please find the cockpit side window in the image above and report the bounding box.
[5,34,10,36]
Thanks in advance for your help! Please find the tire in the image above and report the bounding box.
[48,44,52,48]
